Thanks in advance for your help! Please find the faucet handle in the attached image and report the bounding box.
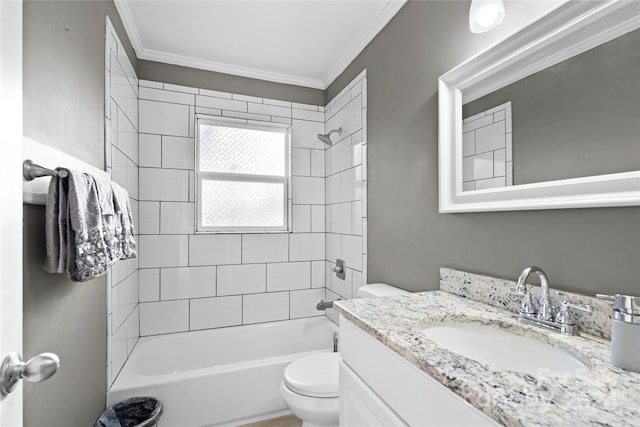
[554,300,593,325]
[509,288,536,315]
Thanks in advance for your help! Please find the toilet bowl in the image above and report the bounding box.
[280,283,409,427]
[280,352,340,427]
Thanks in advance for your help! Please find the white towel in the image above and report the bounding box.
[44,170,136,282]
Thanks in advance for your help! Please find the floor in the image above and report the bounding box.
[238,414,302,427]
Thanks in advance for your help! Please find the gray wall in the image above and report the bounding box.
[24,0,136,170]
[138,59,325,106]
[327,0,640,296]
[23,1,136,425]
[464,28,640,184]
[23,205,107,427]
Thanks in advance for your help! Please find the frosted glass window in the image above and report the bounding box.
[196,118,289,232]
[199,125,285,176]
[201,181,284,228]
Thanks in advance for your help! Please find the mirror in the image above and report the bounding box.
[461,28,639,191]
[439,1,640,212]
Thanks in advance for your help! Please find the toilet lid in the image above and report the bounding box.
[283,353,340,398]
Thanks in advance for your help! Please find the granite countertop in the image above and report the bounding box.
[334,291,640,427]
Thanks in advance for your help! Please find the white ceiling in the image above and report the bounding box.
[115,0,407,89]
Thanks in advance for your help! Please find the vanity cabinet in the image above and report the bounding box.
[339,316,499,427]
[339,361,408,426]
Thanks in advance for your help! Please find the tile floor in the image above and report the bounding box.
[238,414,302,427]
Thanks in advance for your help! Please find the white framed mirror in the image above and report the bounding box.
[439,0,640,213]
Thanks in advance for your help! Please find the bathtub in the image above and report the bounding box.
[107,317,337,427]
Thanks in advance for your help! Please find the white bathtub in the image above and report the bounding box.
[108,317,337,427]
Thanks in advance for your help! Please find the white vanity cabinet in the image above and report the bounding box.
[339,316,500,427]
[339,360,408,426]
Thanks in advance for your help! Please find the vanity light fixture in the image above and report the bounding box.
[469,0,505,33]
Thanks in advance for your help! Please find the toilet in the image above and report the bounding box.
[280,283,409,427]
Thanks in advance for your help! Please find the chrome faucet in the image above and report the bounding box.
[515,266,553,321]
[510,266,592,335]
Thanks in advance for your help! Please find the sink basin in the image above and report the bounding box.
[422,322,589,377]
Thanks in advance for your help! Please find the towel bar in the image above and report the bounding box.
[23,159,69,181]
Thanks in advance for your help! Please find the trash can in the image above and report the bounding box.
[95,397,163,427]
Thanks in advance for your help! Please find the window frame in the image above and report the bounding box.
[195,115,291,233]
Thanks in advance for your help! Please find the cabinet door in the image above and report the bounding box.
[339,361,408,427]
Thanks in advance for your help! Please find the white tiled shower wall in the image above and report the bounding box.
[104,18,140,387]
[135,82,329,336]
[462,101,513,191]
[103,19,368,386]
[323,72,368,324]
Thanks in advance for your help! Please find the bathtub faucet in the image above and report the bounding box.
[316,299,341,311]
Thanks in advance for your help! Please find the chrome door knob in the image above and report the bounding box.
[1,352,60,395]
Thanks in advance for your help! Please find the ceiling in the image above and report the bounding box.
[115,0,407,89]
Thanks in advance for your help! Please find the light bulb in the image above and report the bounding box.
[476,6,499,28]
[469,0,506,33]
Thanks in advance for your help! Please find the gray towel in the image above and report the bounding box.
[44,169,137,282]
[111,181,137,260]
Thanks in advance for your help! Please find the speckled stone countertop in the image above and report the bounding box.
[334,291,640,427]
[439,268,613,339]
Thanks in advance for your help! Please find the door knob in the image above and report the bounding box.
[1,352,60,395]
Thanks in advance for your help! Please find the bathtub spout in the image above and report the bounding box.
[316,299,340,311]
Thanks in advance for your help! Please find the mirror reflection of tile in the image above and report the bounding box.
[462,101,513,191]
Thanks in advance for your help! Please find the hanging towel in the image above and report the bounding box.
[111,181,137,260]
[44,169,137,282]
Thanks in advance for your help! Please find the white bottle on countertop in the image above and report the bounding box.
[598,293,640,373]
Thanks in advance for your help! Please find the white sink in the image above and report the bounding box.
[422,322,589,377]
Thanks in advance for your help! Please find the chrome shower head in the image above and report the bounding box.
[317,134,333,145]
[317,127,342,146]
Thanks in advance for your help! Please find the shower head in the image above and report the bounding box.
[317,127,342,146]
[317,134,333,145]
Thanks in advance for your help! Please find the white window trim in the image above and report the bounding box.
[195,115,291,233]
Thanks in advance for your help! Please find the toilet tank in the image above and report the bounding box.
[357,283,410,298]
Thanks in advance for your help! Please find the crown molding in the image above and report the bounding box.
[138,49,326,89]
[323,0,407,88]
[113,0,144,57]
[113,0,406,90]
